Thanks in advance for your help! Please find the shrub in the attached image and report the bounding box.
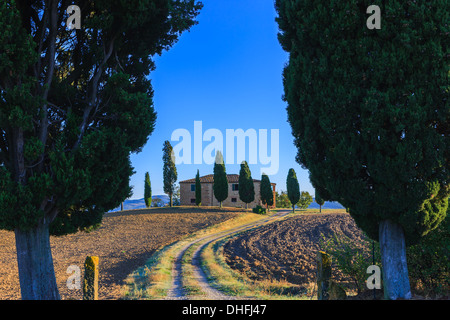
[321,211,450,297]
[406,212,450,296]
[320,232,381,294]
[252,205,266,215]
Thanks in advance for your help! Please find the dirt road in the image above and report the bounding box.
[0,207,243,300]
[165,210,291,300]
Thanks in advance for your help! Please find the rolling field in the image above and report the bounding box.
[223,212,364,290]
[0,206,244,300]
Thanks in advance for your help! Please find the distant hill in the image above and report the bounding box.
[109,196,344,212]
[109,195,169,212]
[308,200,345,210]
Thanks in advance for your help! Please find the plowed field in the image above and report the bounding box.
[0,207,243,300]
[223,213,365,289]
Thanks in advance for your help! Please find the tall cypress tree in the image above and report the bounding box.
[276,0,449,299]
[213,151,228,208]
[144,172,152,208]
[238,161,255,209]
[286,168,300,213]
[0,0,202,299]
[195,169,202,206]
[163,140,178,207]
[260,174,274,211]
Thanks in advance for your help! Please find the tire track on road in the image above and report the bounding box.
[166,210,290,300]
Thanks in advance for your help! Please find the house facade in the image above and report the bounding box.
[179,174,276,208]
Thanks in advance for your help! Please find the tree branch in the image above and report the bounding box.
[73,37,116,151]
[37,0,58,171]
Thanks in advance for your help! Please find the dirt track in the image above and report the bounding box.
[223,212,366,289]
[0,207,242,300]
[165,210,290,300]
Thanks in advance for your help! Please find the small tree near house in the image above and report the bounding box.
[239,161,255,209]
[286,168,300,213]
[213,151,228,208]
[260,174,274,212]
[298,191,313,209]
[195,169,202,206]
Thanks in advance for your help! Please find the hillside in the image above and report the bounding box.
[110,196,344,212]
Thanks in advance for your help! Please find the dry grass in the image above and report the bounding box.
[0,206,243,300]
[123,210,268,299]
[200,236,311,300]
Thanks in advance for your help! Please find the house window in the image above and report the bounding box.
[232,184,239,191]
[231,198,237,203]
[191,184,195,191]
[191,198,196,204]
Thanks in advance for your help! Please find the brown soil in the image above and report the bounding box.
[223,213,366,289]
[0,206,243,300]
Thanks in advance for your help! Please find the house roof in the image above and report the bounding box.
[180,174,276,185]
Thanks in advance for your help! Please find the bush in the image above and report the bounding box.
[252,205,266,215]
[406,212,450,296]
[320,232,381,294]
[321,210,450,297]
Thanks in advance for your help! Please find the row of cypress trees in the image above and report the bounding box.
[144,144,322,213]
[213,151,274,210]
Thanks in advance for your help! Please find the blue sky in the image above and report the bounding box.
[129,0,315,198]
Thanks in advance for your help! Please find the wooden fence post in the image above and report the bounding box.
[316,251,331,300]
[83,256,99,300]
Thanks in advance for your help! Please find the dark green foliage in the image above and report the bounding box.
[260,174,274,209]
[0,0,202,299]
[286,168,300,212]
[407,208,450,296]
[276,0,449,245]
[238,161,255,207]
[195,169,201,206]
[0,0,202,234]
[213,151,228,208]
[252,205,266,215]
[163,141,178,207]
[298,191,313,209]
[144,172,152,208]
[315,191,325,213]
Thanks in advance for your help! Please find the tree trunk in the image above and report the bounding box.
[319,205,322,213]
[292,204,295,213]
[169,194,173,207]
[14,221,60,300]
[379,219,411,300]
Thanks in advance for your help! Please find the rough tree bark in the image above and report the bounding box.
[379,219,412,300]
[14,220,60,300]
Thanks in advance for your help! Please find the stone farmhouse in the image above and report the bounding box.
[179,174,276,208]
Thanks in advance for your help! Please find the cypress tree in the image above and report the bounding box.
[239,161,255,209]
[195,169,202,206]
[163,141,178,207]
[144,172,152,208]
[286,168,300,213]
[260,174,274,211]
[0,0,202,299]
[315,192,325,213]
[276,0,449,299]
[213,151,228,208]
